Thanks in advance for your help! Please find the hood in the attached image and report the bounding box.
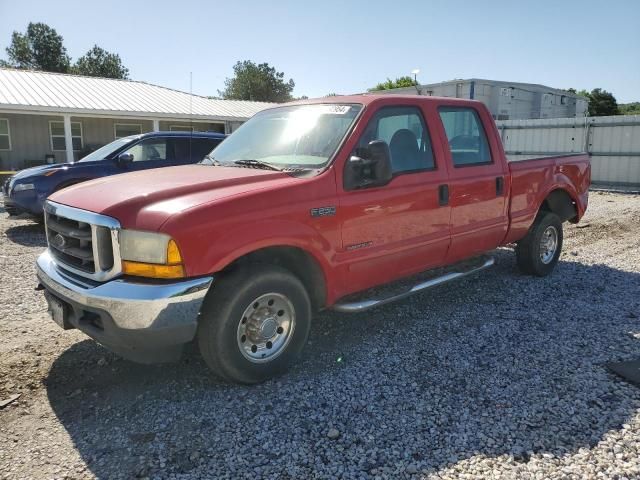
[49,165,297,231]
[11,163,73,181]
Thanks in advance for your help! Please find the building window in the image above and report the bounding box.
[114,123,142,139]
[49,121,83,151]
[0,119,10,150]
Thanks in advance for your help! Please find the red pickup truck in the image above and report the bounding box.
[36,95,590,383]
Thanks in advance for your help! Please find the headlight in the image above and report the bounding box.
[119,230,185,279]
[13,183,35,192]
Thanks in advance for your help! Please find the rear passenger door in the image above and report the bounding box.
[339,105,451,293]
[170,137,223,165]
[190,137,223,163]
[437,106,509,262]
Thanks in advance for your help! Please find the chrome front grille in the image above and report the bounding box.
[46,212,95,272]
[44,201,122,282]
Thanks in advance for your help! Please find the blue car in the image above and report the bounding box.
[2,131,226,218]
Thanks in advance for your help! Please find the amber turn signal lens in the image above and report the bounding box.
[166,239,183,264]
[122,261,185,279]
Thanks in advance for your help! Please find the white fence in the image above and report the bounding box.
[496,115,640,188]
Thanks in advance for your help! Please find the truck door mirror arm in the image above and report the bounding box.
[343,140,393,190]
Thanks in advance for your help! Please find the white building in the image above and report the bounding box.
[0,68,274,170]
[373,78,589,120]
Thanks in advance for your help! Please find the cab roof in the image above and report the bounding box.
[138,131,227,139]
[269,93,483,110]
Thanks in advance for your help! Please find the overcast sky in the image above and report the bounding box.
[1,0,638,102]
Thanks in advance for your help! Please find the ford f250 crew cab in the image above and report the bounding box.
[35,95,590,383]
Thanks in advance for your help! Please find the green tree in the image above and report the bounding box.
[369,76,418,92]
[586,88,619,116]
[565,88,620,116]
[72,45,129,79]
[565,88,590,98]
[219,60,295,102]
[619,102,640,115]
[1,22,70,72]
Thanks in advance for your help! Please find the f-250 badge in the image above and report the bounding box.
[310,206,336,217]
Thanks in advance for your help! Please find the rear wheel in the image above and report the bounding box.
[516,211,563,276]
[197,265,312,384]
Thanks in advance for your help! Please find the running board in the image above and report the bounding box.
[332,257,495,313]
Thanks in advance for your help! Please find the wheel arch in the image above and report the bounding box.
[219,245,328,311]
[539,187,578,223]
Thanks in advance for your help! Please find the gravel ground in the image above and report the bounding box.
[1,191,640,480]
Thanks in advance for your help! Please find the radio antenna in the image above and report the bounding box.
[189,71,193,133]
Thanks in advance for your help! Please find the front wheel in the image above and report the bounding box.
[197,265,312,384]
[516,211,563,277]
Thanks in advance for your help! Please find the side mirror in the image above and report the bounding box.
[343,140,393,190]
[116,152,134,167]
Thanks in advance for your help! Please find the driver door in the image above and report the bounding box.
[338,105,451,294]
[120,137,173,172]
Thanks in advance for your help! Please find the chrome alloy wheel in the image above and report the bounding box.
[539,225,559,264]
[236,293,296,363]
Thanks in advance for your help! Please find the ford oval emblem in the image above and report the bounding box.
[52,233,66,249]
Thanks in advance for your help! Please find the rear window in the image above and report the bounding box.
[438,107,492,167]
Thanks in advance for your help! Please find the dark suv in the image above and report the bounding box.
[3,131,226,217]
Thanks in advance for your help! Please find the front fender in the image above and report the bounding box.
[182,218,340,300]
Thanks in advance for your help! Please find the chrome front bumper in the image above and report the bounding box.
[36,250,213,362]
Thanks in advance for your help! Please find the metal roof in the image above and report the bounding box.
[0,68,275,121]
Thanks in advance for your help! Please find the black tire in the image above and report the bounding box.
[197,264,312,384]
[516,211,563,277]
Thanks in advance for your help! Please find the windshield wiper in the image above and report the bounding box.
[201,154,221,166]
[233,159,282,171]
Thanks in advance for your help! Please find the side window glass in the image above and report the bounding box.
[168,138,192,163]
[358,107,434,173]
[124,138,167,162]
[438,107,492,166]
[190,138,221,162]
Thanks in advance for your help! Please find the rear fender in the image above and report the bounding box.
[505,174,584,244]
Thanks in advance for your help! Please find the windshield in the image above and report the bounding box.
[208,104,362,169]
[77,136,137,162]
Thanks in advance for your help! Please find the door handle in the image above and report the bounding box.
[496,176,504,196]
[438,184,449,206]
